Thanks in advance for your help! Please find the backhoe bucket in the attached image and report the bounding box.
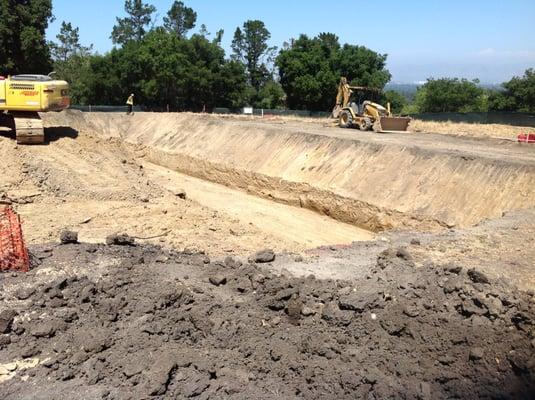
[377,116,411,132]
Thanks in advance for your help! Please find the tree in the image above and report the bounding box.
[413,78,486,113]
[383,90,408,114]
[0,0,54,75]
[50,22,92,63]
[198,24,210,38]
[49,21,93,104]
[489,69,535,113]
[276,33,391,111]
[257,81,286,109]
[487,89,516,112]
[80,29,247,110]
[231,20,277,91]
[163,1,196,38]
[111,0,156,45]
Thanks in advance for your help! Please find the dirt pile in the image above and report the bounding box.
[1,243,534,399]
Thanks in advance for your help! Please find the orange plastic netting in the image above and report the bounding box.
[0,206,29,272]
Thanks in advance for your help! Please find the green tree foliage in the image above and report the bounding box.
[0,0,53,74]
[50,22,92,62]
[163,1,196,38]
[256,81,286,109]
[49,21,93,103]
[489,69,535,113]
[382,90,407,114]
[231,20,276,91]
[80,29,247,110]
[111,0,156,45]
[487,90,516,112]
[413,78,486,113]
[276,33,391,111]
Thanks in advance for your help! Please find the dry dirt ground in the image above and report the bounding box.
[231,113,532,141]
[1,113,534,399]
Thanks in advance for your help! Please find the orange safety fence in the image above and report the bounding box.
[0,206,29,272]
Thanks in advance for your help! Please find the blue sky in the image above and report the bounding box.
[47,0,535,83]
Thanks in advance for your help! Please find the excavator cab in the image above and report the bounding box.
[332,77,410,132]
[0,74,70,144]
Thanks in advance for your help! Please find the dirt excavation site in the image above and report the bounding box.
[1,111,535,399]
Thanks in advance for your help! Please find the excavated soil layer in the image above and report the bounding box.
[0,243,534,399]
[43,111,535,232]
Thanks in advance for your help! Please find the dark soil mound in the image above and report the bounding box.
[0,244,534,399]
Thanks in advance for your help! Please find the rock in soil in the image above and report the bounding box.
[467,268,490,284]
[208,274,227,286]
[250,249,275,263]
[60,230,78,244]
[0,243,534,399]
[0,310,17,333]
[174,189,187,199]
[105,233,135,246]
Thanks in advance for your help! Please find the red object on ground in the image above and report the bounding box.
[0,206,30,272]
[517,133,535,143]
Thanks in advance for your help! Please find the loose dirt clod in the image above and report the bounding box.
[467,268,490,284]
[59,230,78,244]
[0,310,17,334]
[250,249,276,263]
[105,233,135,246]
[174,189,187,199]
[0,243,533,399]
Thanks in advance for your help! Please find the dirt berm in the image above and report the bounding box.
[44,111,535,232]
[1,242,534,399]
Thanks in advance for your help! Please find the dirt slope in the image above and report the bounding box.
[0,122,369,255]
[44,111,535,230]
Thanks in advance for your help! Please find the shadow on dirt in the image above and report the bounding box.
[0,126,78,144]
[0,129,15,141]
[44,126,79,143]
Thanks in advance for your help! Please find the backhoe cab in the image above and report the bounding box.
[331,77,410,132]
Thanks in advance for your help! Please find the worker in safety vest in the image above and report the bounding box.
[126,94,134,115]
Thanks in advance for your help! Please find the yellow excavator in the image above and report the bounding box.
[0,74,70,144]
[332,77,410,132]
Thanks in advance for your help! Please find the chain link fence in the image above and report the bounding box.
[69,106,535,127]
[408,112,535,127]
[212,107,331,118]
[70,105,142,113]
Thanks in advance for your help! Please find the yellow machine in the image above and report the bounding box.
[0,74,70,144]
[332,77,410,132]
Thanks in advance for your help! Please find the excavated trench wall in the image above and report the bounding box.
[44,111,535,232]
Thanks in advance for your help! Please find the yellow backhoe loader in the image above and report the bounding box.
[332,77,410,132]
[0,74,70,144]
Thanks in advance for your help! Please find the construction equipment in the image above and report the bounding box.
[0,74,70,144]
[332,77,410,132]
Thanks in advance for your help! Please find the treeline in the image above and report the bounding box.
[1,0,533,114]
[390,73,535,114]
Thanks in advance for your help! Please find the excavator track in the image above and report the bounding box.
[13,112,45,144]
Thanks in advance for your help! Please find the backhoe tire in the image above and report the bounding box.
[359,117,372,131]
[339,111,353,128]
